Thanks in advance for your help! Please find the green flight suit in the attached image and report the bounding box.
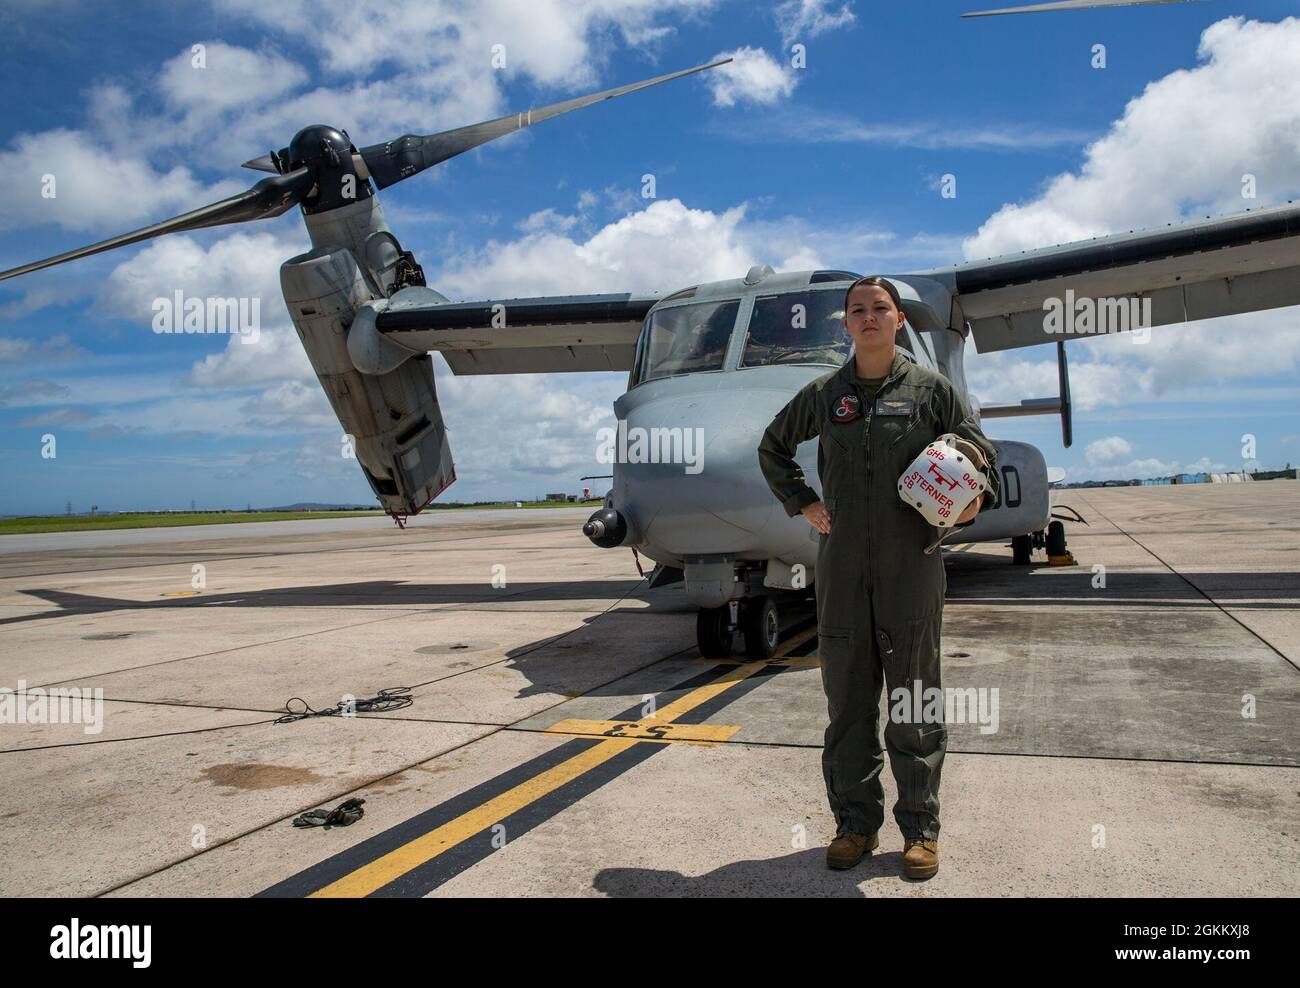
[756,350,1000,840]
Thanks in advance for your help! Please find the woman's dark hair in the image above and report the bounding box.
[844,275,903,315]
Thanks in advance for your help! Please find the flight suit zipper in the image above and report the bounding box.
[858,356,910,600]
[862,399,873,597]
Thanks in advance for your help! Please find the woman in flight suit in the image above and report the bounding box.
[757,276,1000,879]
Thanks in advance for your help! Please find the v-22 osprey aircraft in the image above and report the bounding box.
[5,17,1299,658]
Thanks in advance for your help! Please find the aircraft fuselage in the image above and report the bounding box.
[594,269,1053,604]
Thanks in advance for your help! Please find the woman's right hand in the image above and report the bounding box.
[801,500,831,535]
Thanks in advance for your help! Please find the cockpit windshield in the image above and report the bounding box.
[740,290,852,368]
[637,299,740,383]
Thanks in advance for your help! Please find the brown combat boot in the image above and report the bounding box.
[826,831,879,870]
[903,838,939,879]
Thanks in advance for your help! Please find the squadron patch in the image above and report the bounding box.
[831,393,861,423]
[875,397,914,417]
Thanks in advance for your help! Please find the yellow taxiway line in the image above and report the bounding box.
[309,628,811,897]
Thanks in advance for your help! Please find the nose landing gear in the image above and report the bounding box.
[1011,507,1086,565]
[696,595,781,659]
[696,602,734,658]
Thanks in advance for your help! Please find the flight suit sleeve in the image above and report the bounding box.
[935,379,1000,521]
[757,384,822,518]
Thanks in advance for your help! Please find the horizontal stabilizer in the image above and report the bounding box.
[978,340,1074,448]
[980,397,1062,417]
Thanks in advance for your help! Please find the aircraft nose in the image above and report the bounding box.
[615,388,797,555]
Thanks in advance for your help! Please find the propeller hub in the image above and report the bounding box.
[288,125,372,215]
[288,125,351,170]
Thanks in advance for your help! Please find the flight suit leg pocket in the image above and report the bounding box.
[907,611,947,770]
[876,612,942,691]
[815,626,856,723]
[878,614,946,765]
[879,612,946,838]
[817,625,883,835]
[907,612,944,689]
[816,627,852,819]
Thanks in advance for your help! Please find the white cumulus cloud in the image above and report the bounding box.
[964,16,1300,261]
[97,229,304,329]
[0,129,242,233]
[436,198,770,299]
[775,0,855,48]
[705,47,798,108]
[1085,435,1133,465]
[158,42,309,115]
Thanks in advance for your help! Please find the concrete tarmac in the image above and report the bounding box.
[0,483,1296,897]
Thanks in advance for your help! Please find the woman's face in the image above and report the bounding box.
[843,284,904,355]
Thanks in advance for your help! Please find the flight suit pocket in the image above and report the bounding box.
[877,611,943,688]
[873,390,924,451]
[815,626,855,716]
[884,393,936,482]
[887,411,921,450]
[821,426,850,456]
[889,415,934,481]
[889,416,920,454]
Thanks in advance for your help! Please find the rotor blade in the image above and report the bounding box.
[359,58,731,190]
[963,0,1202,16]
[0,168,315,283]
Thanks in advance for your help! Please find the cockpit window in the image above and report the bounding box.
[740,291,853,368]
[638,299,740,383]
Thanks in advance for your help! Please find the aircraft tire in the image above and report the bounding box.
[741,596,780,659]
[1046,520,1067,557]
[1012,534,1033,565]
[697,605,733,658]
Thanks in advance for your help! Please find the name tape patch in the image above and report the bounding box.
[875,397,914,417]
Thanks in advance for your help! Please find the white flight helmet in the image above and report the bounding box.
[898,433,990,537]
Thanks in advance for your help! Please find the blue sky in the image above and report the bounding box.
[2,0,1299,515]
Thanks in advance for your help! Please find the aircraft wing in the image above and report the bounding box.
[914,201,1300,353]
[369,292,659,374]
